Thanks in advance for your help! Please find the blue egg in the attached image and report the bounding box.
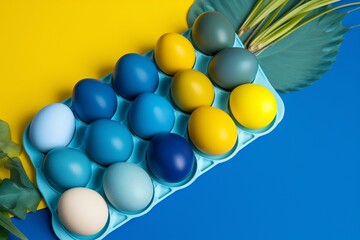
[112,53,159,100]
[128,93,175,139]
[72,79,117,124]
[103,162,154,213]
[84,119,133,166]
[147,133,195,184]
[43,147,92,191]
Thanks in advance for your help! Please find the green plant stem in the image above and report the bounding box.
[244,17,268,47]
[238,0,264,35]
[248,1,360,53]
[251,12,309,51]
[247,0,289,46]
[254,2,360,52]
[245,0,289,30]
[250,0,340,47]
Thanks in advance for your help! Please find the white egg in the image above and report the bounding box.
[58,188,108,236]
[29,103,75,153]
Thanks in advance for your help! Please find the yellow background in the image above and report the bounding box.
[0,0,193,209]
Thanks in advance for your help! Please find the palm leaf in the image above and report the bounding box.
[258,10,349,92]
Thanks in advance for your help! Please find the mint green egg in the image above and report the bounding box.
[103,162,154,213]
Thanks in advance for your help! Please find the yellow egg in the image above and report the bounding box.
[188,106,237,156]
[171,70,214,113]
[229,84,277,129]
[154,33,196,76]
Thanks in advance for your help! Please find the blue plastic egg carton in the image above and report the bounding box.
[23,29,285,240]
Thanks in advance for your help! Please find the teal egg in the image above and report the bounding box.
[208,48,258,90]
[43,147,92,191]
[191,11,235,55]
[103,162,154,213]
[84,119,133,166]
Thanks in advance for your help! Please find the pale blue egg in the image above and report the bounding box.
[29,103,75,153]
[103,162,154,213]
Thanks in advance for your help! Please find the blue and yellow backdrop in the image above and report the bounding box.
[1,0,359,239]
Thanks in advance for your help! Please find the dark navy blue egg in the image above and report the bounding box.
[112,53,159,100]
[147,133,195,184]
[72,79,117,124]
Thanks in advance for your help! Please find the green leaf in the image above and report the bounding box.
[0,157,42,219]
[0,120,22,158]
[0,120,39,240]
[0,210,27,240]
[187,0,352,93]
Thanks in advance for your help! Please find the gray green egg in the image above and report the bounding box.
[208,48,259,90]
[191,11,235,55]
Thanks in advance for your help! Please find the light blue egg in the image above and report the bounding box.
[128,93,175,139]
[43,147,92,191]
[103,162,154,213]
[84,119,133,166]
[30,103,75,153]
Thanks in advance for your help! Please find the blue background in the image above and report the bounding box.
[10,3,360,240]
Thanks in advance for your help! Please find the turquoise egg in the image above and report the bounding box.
[103,162,154,213]
[84,119,133,166]
[128,93,175,139]
[43,147,92,191]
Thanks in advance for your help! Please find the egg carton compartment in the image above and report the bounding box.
[23,29,285,240]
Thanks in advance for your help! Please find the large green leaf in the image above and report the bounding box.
[187,0,350,93]
[0,120,41,239]
[0,157,42,220]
